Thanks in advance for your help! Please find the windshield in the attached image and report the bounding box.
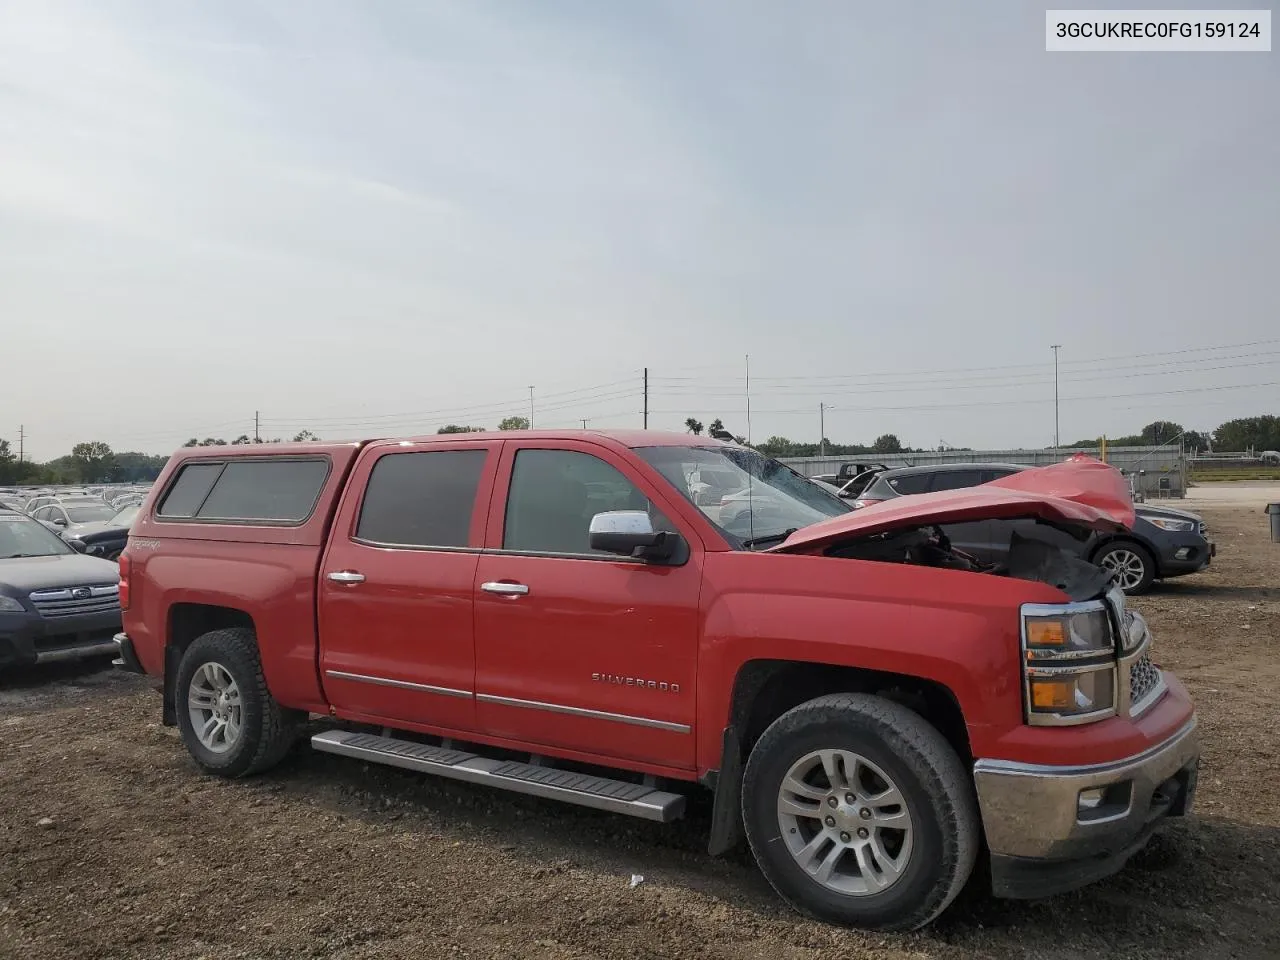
[112,505,140,527]
[0,515,73,558]
[65,503,117,523]
[635,444,850,547]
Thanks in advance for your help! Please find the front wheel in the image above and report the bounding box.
[1094,540,1155,595]
[742,693,979,930]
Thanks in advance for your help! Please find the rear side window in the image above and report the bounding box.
[929,470,987,492]
[158,459,329,522]
[157,463,223,517]
[883,473,931,495]
[356,450,487,548]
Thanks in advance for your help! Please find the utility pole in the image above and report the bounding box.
[528,386,535,430]
[643,367,649,429]
[17,424,24,463]
[254,410,260,443]
[744,354,752,444]
[1050,345,1061,449]
[819,403,826,458]
[580,419,589,429]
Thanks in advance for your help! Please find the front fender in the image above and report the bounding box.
[694,551,1065,771]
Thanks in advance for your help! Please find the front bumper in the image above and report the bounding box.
[0,609,123,668]
[974,716,1200,899]
[1155,536,1214,577]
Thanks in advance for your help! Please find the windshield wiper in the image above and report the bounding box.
[740,528,799,550]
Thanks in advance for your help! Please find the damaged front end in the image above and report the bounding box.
[771,457,1134,600]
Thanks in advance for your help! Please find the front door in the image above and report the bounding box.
[472,441,702,770]
[318,440,501,733]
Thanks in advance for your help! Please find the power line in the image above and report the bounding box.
[262,377,641,425]
[649,378,1280,416]
[653,348,1280,392]
[260,387,641,431]
[654,337,1280,386]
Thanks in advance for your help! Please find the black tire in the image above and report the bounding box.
[741,693,979,931]
[175,627,299,778]
[1093,539,1156,595]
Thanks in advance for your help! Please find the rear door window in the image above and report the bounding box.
[928,470,987,492]
[356,450,488,548]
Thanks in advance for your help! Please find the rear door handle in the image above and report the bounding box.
[327,570,366,584]
[481,581,529,597]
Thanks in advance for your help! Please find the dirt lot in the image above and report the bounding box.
[2,504,1278,960]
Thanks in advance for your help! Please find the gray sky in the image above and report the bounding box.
[2,0,1276,461]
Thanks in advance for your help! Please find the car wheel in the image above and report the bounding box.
[741,693,978,930]
[1094,540,1156,595]
[175,627,300,778]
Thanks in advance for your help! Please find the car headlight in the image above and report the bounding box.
[1021,603,1117,726]
[1144,517,1196,532]
[0,596,26,613]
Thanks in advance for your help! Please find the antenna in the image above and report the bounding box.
[744,353,754,546]
[528,386,536,429]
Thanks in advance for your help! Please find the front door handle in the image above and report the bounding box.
[481,581,529,597]
[327,570,366,584]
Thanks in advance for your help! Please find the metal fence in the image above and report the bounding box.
[780,446,1188,498]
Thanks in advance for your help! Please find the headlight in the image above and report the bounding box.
[0,596,26,613]
[1144,517,1195,532]
[1021,603,1117,725]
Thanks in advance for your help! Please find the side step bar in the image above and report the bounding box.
[311,730,686,823]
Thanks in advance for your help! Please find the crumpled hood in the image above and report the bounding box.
[772,457,1134,553]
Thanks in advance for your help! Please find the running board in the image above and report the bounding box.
[310,730,686,823]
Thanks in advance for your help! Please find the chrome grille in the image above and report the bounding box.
[1129,652,1161,707]
[28,584,120,619]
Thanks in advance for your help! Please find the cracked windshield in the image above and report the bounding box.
[636,444,848,546]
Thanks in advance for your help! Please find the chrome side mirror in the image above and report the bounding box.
[588,511,683,563]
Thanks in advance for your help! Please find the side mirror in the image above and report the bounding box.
[67,538,87,553]
[588,511,683,563]
[52,517,67,527]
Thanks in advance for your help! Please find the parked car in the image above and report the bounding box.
[114,433,1197,931]
[851,463,1214,594]
[0,512,123,667]
[30,499,121,539]
[68,504,140,561]
[23,495,61,516]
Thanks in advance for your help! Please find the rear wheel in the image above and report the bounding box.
[175,627,299,778]
[741,693,978,930]
[1094,539,1155,595]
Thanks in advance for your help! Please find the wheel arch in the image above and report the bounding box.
[162,603,257,725]
[705,658,971,857]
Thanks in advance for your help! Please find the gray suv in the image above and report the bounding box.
[853,463,1214,595]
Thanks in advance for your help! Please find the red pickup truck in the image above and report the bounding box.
[114,431,1199,930]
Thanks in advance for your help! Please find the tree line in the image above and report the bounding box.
[3,414,1275,486]
[684,415,1280,460]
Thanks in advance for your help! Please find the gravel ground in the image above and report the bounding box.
[1,504,1277,960]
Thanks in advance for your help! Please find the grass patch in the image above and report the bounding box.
[1190,468,1280,482]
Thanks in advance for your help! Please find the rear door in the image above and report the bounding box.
[318,440,501,732]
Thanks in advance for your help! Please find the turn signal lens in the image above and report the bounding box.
[1030,679,1073,709]
[1027,671,1115,718]
[1026,620,1066,647]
